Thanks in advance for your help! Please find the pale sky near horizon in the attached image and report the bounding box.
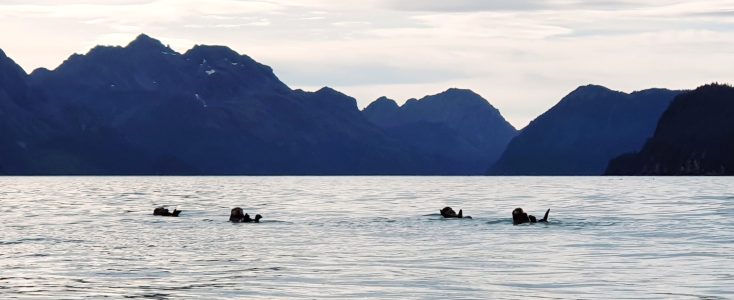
[1,0,733,128]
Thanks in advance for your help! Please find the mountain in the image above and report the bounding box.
[487,85,679,175]
[9,34,442,174]
[362,88,517,174]
[0,48,27,174]
[606,84,734,175]
[0,49,51,174]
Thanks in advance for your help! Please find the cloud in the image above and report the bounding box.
[378,0,674,12]
[0,0,281,20]
[380,0,551,12]
[1,0,734,127]
[276,62,472,86]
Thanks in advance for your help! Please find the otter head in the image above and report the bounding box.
[254,214,262,223]
[153,207,168,216]
[440,207,458,218]
[230,207,245,222]
[512,207,529,225]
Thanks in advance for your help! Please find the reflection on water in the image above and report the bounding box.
[1,176,733,299]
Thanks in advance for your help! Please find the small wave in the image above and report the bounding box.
[691,195,734,201]
[478,218,618,227]
[227,220,289,224]
[118,192,145,196]
[654,292,728,300]
[124,292,171,299]
[551,219,620,228]
[242,266,282,272]
[485,219,508,225]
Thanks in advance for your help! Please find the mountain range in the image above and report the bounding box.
[606,84,734,175]
[4,35,428,174]
[0,34,512,175]
[0,34,730,175]
[487,85,680,175]
[363,89,517,174]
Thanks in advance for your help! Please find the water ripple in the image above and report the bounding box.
[0,176,732,299]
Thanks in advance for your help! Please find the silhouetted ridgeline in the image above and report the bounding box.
[4,35,446,175]
[606,84,734,175]
[0,34,512,175]
[363,89,517,174]
[1,34,729,175]
[0,49,51,174]
[487,85,679,175]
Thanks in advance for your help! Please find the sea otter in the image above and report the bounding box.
[512,208,550,225]
[230,207,245,222]
[230,207,262,223]
[153,207,181,217]
[440,207,472,219]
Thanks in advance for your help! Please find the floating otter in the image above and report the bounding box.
[153,207,181,217]
[440,207,471,219]
[230,207,245,222]
[230,207,262,223]
[512,208,549,225]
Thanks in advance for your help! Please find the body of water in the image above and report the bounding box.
[1,177,733,299]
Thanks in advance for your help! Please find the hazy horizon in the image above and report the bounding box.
[2,0,733,127]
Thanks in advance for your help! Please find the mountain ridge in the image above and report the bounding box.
[362,88,518,174]
[487,85,680,175]
[1,34,726,175]
[605,84,734,175]
[0,34,515,175]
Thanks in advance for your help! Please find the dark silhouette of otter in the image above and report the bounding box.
[230,207,245,222]
[243,213,262,223]
[230,207,262,223]
[153,207,181,217]
[512,208,549,225]
[440,207,472,219]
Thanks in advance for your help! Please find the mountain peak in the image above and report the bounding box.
[184,44,241,61]
[306,86,359,112]
[0,48,27,76]
[364,96,399,112]
[314,86,342,96]
[126,34,169,51]
[438,87,478,97]
[314,86,356,102]
[559,84,626,105]
[375,96,398,105]
[408,88,491,110]
[572,84,614,94]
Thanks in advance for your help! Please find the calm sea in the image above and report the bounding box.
[1,177,733,299]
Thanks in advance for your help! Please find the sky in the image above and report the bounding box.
[1,0,733,128]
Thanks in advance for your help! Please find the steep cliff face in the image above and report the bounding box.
[488,85,679,175]
[0,49,51,174]
[363,88,517,174]
[606,84,734,175]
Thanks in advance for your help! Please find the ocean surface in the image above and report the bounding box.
[1,177,733,299]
